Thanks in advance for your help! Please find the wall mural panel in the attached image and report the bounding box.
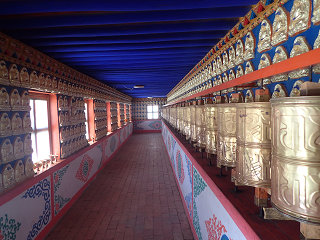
[0,176,51,240]
[0,122,133,240]
[162,122,259,240]
[133,120,162,131]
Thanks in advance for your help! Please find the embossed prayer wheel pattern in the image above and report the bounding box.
[185,105,191,140]
[204,104,217,154]
[196,104,206,148]
[176,106,181,131]
[236,102,272,188]
[217,104,237,167]
[181,106,186,134]
[190,104,196,142]
[271,97,320,224]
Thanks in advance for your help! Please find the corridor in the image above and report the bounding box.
[45,133,194,240]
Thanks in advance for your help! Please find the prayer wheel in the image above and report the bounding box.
[171,105,176,128]
[180,103,186,134]
[235,89,271,188]
[196,100,206,148]
[185,102,192,140]
[204,98,217,154]
[176,104,181,131]
[271,96,320,224]
[217,96,237,167]
[190,101,197,143]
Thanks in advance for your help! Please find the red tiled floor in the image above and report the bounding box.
[45,133,194,240]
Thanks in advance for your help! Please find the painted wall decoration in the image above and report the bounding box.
[176,150,185,184]
[132,98,166,120]
[53,164,70,194]
[162,122,259,240]
[133,120,162,132]
[110,135,116,152]
[0,123,133,240]
[0,214,21,240]
[75,155,94,182]
[148,121,162,130]
[101,138,109,166]
[21,178,51,240]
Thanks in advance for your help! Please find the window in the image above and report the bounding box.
[147,105,158,119]
[30,96,51,163]
[84,101,89,140]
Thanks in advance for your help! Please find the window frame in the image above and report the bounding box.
[147,105,159,119]
[84,100,90,140]
[29,91,52,163]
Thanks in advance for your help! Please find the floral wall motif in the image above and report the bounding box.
[176,150,185,185]
[21,178,51,240]
[0,214,21,240]
[75,155,94,182]
[54,195,71,216]
[54,164,70,194]
[133,120,162,131]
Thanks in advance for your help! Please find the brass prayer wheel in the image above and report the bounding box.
[235,101,271,188]
[176,104,181,131]
[204,99,217,154]
[217,97,237,167]
[271,96,320,224]
[185,102,191,140]
[172,105,177,128]
[180,103,186,134]
[196,100,206,148]
[190,101,197,142]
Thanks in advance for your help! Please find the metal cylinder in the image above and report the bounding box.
[196,100,206,148]
[217,103,237,167]
[182,104,187,136]
[190,102,197,142]
[204,102,217,154]
[271,96,320,224]
[235,102,271,187]
[171,106,176,128]
[185,103,191,140]
[176,105,181,130]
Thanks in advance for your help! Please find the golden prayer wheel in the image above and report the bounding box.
[181,103,187,135]
[185,102,192,140]
[169,107,172,125]
[204,99,217,154]
[196,100,206,148]
[235,101,271,188]
[176,104,181,131]
[171,105,176,128]
[217,97,237,168]
[271,96,320,224]
[180,103,186,134]
[190,101,197,142]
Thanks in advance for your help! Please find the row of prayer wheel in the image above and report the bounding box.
[163,87,320,225]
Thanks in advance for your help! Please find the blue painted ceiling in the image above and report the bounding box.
[0,0,258,98]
